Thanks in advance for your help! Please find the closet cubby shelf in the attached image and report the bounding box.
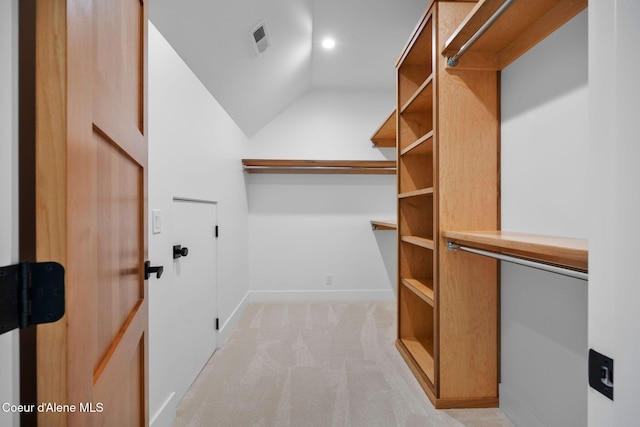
[401,131,434,157]
[370,110,396,148]
[400,74,434,114]
[399,188,434,199]
[442,0,587,70]
[443,230,588,271]
[401,236,434,250]
[242,159,396,175]
[401,278,434,306]
[397,338,435,385]
[370,220,397,231]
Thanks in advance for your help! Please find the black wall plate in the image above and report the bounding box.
[589,348,614,400]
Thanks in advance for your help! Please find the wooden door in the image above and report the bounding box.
[33,0,149,425]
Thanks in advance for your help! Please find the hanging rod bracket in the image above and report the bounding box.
[447,241,459,252]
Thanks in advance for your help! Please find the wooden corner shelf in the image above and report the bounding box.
[370,110,396,148]
[370,220,397,231]
[443,230,588,271]
[242,159,396,175]
[442,0,587,70]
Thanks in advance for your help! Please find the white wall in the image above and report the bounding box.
[589,1,640,426]
[0,1,20,426]
[246,89,397,301]
[500,11,588,427]
[147,23,251,427]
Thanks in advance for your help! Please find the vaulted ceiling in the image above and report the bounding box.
[150,0,428,136]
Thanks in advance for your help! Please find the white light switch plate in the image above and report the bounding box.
[152,209,162,234]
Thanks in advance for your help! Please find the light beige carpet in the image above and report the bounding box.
[173,301,513,427]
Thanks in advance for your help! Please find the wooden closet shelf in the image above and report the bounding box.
[371,220,397,231]
[242,159,396,175]
[399,188,434,199]
[397,338,435,384]
[401,236,434,250]
[442,0,587,70]
[401,74,434,114]
[443,230,588,271]
[371,110,396,148]
[401,131,434,157]
[401,278,434,306]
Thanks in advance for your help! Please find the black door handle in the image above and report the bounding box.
[144,261,163,279]
[173,245,189,259]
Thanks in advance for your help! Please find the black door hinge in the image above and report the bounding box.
[215,225,219,238]
[0,262,65,335]
[215,318,219,330]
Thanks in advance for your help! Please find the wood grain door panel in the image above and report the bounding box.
[94,0,144,132]
[94,130,143,374]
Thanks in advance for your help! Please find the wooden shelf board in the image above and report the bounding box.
[399,187,434,199]
[371,110,396,148]
[371,138,396,149]
[371,220,397,231]
[401,74,434,114]
[443,230,588,271]
[401,278,434,306]
[396,5,432,68]
[398,338,435,384]
[442,0,587,70]
[242,159,396,175]
[401,235,434,250]
[401,131,434,157]
[395,340,436,404]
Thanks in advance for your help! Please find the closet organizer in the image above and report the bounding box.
[388,0,587,409]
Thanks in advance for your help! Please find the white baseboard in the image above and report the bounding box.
[248,289,395,303]
[150,392,176,427]
[499,384,546,427]
[217,292,251,348]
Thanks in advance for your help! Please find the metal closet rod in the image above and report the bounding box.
[447,0,517,67]
[447,242,588,281]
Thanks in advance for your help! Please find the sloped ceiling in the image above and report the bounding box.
[150,0,428,136]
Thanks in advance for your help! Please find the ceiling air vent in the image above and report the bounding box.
[250,21,270,56]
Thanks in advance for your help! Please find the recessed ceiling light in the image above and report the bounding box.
[321,38,336,49]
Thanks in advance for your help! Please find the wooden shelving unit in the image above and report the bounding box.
[370,110,396,148]
[443,230,588,271]
[395,0,500,409]
[242,159,396,175]
[442,0,587,70]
